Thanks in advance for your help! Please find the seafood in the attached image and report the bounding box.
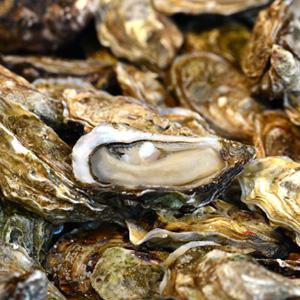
[239,157,300,246]
[95,0,183,68]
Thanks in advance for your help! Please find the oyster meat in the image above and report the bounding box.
[152,0,270,16]
[95,0,183,68]
[0,0,98,52]
[239,156,300,246]
[170,52,262,140]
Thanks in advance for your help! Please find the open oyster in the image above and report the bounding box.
[0,55,115,89]
[0,242,65,300]
[162,246,300,300]
[242,0,300,98]
[239,156,300,246]
[0,0,97,53]
[72,92,254,209]
[170,52,262,140]
[45,224,165,299]
[95,0,183,68]
[253,110,300,161]
[152,0,270,16]
[127,199,285,258]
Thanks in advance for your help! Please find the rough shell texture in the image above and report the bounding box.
[96,0,183,68]
[0,0,98,52]
[239,157,300,246]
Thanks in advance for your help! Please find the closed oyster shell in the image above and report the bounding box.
[162,246,300,300]
[0,55,115,89]
[72,93,254,209]
[127,199,285,258]
[95,0,183,68]
[0,242,65,300]
[170,52,262,140]
[239,156,300,247]
[152,0,270,15]
[253,110,300,161]
[0,0,97,53]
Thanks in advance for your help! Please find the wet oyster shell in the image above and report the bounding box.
[170,52,262,140]
[253,110,300,161]
[127,199,285,258]
[0,242,65,300]
[152,0,270,15]
[0,55,115,89]
[95,0,183,68]
[0,0,97,53]
[239,156,300,247]
[162,246,300,300]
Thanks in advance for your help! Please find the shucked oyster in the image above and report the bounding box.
[0,55,115,89]
[0,0,97,53]
[72,92,254,209]
[253,110,300,161]
[127,199,285,258]
[170,52,262,140]
[95,0,183,68]
[242,0,300,98]
[239,156,300,246]
[162,245,300,300]
[152,0,270,16]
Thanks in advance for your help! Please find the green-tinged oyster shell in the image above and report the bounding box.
[127,199,286,258]
[0,0,98,53]
[170,52,262,141]
[0,200,54,263]
[152,0,270,15]
[162,245,300,300]
[0,242,65,300]
[0,55,115,89]
[239,156,300,247]
[96,0,183,69]
[90,247,164,300]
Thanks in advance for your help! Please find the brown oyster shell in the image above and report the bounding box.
[95,0,183,68]
[152,0,270,15]
[0,0,98,53]
[170,52,262,140]
[253,110,300,161]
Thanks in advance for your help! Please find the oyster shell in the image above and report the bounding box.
[170,52,262,140]
[127,199,285,258]
[162,246,300,300]
[72,93,255,209]
[152,0,270,15]
[0,242,65,300]
[0,0,97,53]
[241,0,300,98]
[285,91,300,126]
[239,156,300,246]
[0,55,115,89]
[95,0,183,68]
[253,110,300,161]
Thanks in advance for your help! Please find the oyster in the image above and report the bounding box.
[285,91,300,126]
[127,199,285,258]
[0,55,115,89]
[162,246,300,300]
[253,110,300,161]
[72,92,255,209]
[241,0,300,98]
[0,0,97,53]
[95,0,183,68]
[0,94,116,224]
[116,63,172,107]
[152,0,270,15]
[0,242,65,300]
[0,200,54,263]
[45,224,165,299]
[239,156,300,246]
[170,52,262,140]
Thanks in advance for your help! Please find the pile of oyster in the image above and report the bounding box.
[2,0,300,299]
